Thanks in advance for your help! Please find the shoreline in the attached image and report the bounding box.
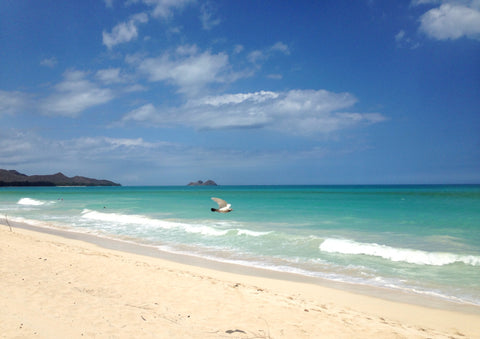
[2,220,480,338]
[6,218,480,314]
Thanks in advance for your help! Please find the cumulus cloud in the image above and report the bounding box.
[418,1,480,40]
[103,13,149,49]
[130,43,285,95]
[122,89,386,134]
[136,45,243,95]
[41,70,114,117]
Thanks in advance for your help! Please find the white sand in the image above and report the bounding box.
[1,224,479,338]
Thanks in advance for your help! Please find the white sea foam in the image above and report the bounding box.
[319,238,480,266]
[6,212,479,306]
[80,209,269,238]
[8,216,49,227]
[81,209,176,229]
[18,198,48,206]
[183,224,229,236]
[236,229,272,237]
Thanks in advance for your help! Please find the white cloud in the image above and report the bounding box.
[132,42,285,95]
[122,89,386,134]
[0,90,30,115]
[137,45,236,95]
[275,90,356,114]
[197,91,280,106]
[96,68,125,84]
[121,103,157,123]
[41,70,114,117]
[103,13,149,49]
[104,137,156,148]
[419,2,480,40]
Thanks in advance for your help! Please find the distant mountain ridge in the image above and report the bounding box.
[0,169,121,186]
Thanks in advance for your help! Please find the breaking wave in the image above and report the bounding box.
[319,238,480,266]
[17,198,56,206]
[80,209,270,238]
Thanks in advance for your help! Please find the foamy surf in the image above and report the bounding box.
[2,185,480,307]
[319,238,480,266]
[80,209,271,238]
[18,198,48,206]
[81,209,176,229]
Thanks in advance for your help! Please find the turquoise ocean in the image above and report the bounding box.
[1,185,479,306]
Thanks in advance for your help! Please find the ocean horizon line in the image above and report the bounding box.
[96,183,480,187]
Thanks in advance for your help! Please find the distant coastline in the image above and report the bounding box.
[0,169,121,187]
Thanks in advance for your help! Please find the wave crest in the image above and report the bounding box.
[80,209,270,238]
[18,198,52,206]
[319,238,480,266]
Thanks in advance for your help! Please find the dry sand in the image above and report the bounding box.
[1,223,479,338]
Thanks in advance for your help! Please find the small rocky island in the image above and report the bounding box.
[0,169,121,187]
[187,180,217,186]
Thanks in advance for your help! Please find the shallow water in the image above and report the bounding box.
[1,185,479,305]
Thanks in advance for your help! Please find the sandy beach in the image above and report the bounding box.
[1,223,479,339]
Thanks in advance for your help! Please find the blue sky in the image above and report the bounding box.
[1,0,479,185]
